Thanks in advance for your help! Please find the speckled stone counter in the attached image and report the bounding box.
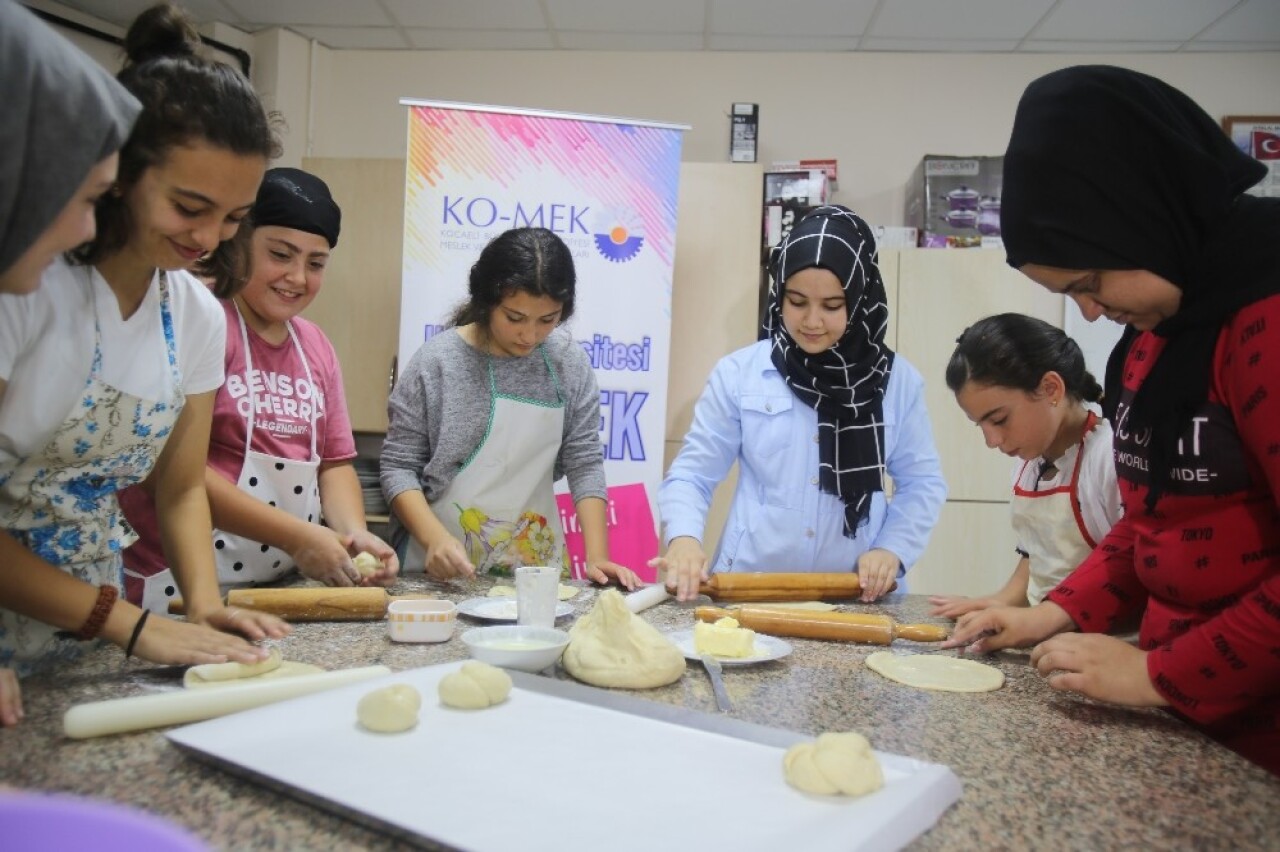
[3,577,1277,851]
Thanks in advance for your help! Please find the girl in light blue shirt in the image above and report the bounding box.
[653,206,946,601]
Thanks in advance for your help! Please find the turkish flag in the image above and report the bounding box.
[1252,130,1280,160]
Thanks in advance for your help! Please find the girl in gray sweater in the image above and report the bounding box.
[381,228,640,588]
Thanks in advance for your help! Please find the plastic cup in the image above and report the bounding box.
[514,565,558,628]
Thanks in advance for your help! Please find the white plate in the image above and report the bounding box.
[457,596,574,622]
[666,628,793,667]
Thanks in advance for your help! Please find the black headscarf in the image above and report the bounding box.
[764,205,894,535]
[1001,65,1280,511]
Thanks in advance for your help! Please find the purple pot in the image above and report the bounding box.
[945,186,980,211]
[942,209,978,229]
[977,198,1001,236]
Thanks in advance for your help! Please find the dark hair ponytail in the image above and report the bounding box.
[946,313,1102,404]
[450,228,576,329]
[74,2,279,294]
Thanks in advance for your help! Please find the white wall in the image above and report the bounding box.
[308,48,1280,226]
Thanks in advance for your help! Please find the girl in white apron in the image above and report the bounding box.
[119,168,397,609]
[0,5,287,726]
[931,313,1122,617]
[382,228,640,589]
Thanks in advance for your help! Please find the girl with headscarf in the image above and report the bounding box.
[0,3,289,727]
[119,167,399,611]
[0,2,139,294]
[947,66,1280,776]
[655,205,946,602]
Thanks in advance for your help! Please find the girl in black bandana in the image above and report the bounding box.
[654,206,946,602]
[947,66,1280,776]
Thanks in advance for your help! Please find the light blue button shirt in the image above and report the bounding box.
[659,340,946,582]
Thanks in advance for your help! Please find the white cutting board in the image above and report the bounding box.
[168,664,960,851]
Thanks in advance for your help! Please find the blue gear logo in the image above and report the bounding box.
[593,212,645,263]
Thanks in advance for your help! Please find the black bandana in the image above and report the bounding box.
[764,205,894,535]
[252,167,341,248]
[1001,66,1280,511]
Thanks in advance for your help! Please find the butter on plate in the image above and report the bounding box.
[694,616,757,658]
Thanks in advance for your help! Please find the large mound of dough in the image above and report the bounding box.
[357,684,422,732]
[784,732,884,797]
[562,589,685,689]
[865,651,1004,692]
[439,661,513,709]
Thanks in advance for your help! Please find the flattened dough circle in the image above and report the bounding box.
[184,658,323,689]
[865,651,1004,692]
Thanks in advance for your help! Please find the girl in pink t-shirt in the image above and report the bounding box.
[120,168,397,611]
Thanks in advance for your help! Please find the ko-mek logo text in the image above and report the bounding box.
[442,196,589,233]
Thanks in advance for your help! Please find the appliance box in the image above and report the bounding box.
[906,155,1003,248]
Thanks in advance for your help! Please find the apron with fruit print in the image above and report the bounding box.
[406,348,567,578]
[0,269,184,672]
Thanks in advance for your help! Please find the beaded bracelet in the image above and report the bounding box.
[74,584,118,641]
[125,610,151,658]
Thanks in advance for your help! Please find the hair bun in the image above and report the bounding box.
[123,3,201,67]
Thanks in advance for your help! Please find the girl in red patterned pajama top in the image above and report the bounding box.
[945,65,1280,776]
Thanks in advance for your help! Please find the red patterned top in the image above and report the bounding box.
[1047,294,1280,775]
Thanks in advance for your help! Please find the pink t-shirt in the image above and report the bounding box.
[119,300,356,595]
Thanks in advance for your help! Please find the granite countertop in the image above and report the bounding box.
[3,576,1277,851]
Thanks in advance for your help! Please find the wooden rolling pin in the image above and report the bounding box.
[696,572,894,602]
[696,605,948,644]
[170,588,435,621]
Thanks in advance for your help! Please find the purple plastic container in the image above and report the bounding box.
[0,792,206,851]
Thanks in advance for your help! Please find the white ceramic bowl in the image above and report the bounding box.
[460,625,570,673]
[387,599,457,643]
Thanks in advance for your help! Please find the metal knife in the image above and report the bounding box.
[700,655,732,713]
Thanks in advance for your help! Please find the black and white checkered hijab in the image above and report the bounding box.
[765,205,894,535]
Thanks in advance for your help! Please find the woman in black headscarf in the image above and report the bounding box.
[947,66,1280,776]
[0,2,140,294]
[654,205,946,602]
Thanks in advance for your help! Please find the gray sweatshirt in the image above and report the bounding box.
[380,327,607,545]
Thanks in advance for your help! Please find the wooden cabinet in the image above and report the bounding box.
[300,157,405,433]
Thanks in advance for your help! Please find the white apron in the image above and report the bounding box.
[406,348,567,578]
[1011,412,1099,606]
[0,269,184,672]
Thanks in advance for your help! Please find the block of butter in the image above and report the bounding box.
[694,616,757,658]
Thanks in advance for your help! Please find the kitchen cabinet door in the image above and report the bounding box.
[893,249,1061,502]
[300,157,405,433]
[907,500,1017,598]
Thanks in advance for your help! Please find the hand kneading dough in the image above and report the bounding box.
[562,589,685,689]
[358,684,422,732]
[438,661,512,709]
[784,732,884,797]
[353,551,381,578]
[865,651,1004,692]
[184,648,284,685]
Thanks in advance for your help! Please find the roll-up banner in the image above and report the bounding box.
[399,100,687,582]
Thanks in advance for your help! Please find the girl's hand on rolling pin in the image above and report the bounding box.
[1030,633,1167,707]
[650,536,708,602]
[586,559,641,591]
[856,548,900,602]
[424,533,474,581]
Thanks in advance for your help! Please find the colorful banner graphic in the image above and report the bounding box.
[400,101,685,581]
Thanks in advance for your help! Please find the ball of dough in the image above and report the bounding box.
[460,661,512,704]
[783,732,883,798]
[353,551,381,578]
[561,589,685,689]
[357,684,422,733]
[186,647,283,684]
